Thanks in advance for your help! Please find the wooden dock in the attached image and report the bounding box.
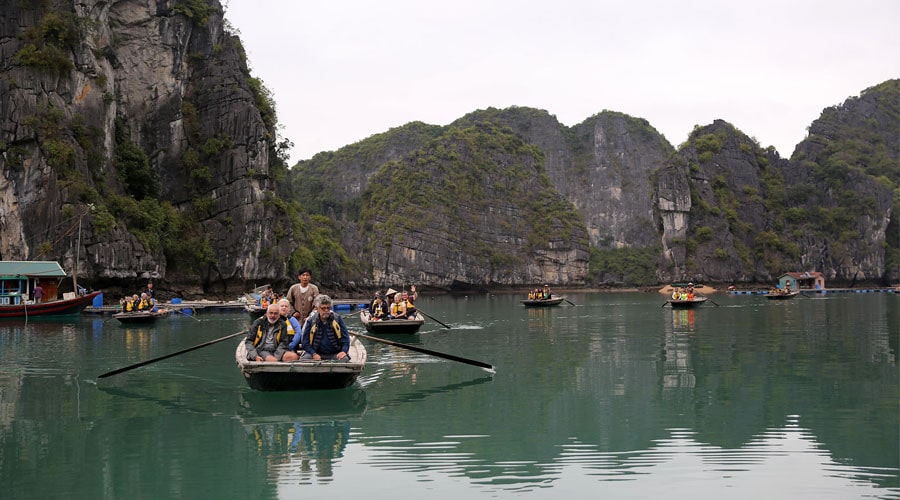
[83,298,369,315]
[727,287,898,296]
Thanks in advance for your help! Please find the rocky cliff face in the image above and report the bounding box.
[0,0,290,294]
[295,85,897,288]
[454,108,674,250]
[360,124,591,289]
[294,108,672,289]
[655,106,895,285]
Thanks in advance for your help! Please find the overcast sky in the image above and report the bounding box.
[223,0,899,163]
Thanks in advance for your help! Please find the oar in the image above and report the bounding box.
[708,299,720,307]
[97,330,246,379]
[564,299,576,306]
[353,331,494,373]
[173,307,201,322]
[417,309,451,329]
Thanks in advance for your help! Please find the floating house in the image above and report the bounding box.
[778,271,826,291]
[0,261,68,305]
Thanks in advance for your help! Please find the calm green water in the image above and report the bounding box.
[0,292,897,499]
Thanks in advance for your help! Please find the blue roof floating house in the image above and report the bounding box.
[777,272,825,291]
[0,261,68,304]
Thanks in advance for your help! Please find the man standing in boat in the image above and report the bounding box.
[142,281,156,301]
[286,268,319,322]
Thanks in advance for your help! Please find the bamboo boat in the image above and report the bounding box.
[113,309,170,324]
[359,309,425,334]
[234,337,367,391]
[520,297,565,307]
[666,296,708,309]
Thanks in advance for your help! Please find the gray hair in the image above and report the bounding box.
[314,294,332,307]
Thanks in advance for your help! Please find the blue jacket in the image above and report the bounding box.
[286,315,304,351]
[300,312,350,357]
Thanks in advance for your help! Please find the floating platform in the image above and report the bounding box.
[726,288,897,296]
[83,298,369,315]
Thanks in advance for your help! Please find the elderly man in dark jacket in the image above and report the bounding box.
[300,295,351,362]
[245,303,294,361]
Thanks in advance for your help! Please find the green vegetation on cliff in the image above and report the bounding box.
[359,123,587,268]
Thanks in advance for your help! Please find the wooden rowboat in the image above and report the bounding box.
[359,309,425,334]
[766,291,800,300]
[245,304,266,319]
[667,296,708,309]
[113,309,170,324]
[234,337,367,391]
[521,297,565,307]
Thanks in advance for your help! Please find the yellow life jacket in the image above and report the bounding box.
[390,302,404,316]
[124,300,134,312]
[252,322,286,346]
[371,299,385,318]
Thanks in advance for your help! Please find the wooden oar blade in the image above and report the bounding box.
[98,330,246,379]
[354,331,495,373]
[417,309,451,329]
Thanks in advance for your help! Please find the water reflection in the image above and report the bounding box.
[670,308,695,331]
[239,391,361,485]
[251,420,352,484]
[0,295,897,498]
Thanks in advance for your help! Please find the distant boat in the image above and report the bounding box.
[659,282,717,295]
[0,290,101,318]
[113,310,170,324]
[521,297,565,307]
[234,339,367,391]
[666,296,708,309]
[359,309,425,334]
[766,291,800,300]
[245,304,266,319]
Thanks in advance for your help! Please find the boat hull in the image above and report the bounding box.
[521,297,565,307]
[0,291,101,318]
[766,292,799,300]
[359,310,424,333]
[235,338,367,391]
[113,310,169,324]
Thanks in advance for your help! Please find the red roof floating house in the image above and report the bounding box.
[778,272,826,291]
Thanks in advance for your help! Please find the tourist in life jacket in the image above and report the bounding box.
[299,295,350,362]
[401,289,417,319]
[369,292,388,320]
[136,292,155,311]
[389,292,407,319]
[278,299,303,361]
[244,303,294,362]
[121,295,135,312]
